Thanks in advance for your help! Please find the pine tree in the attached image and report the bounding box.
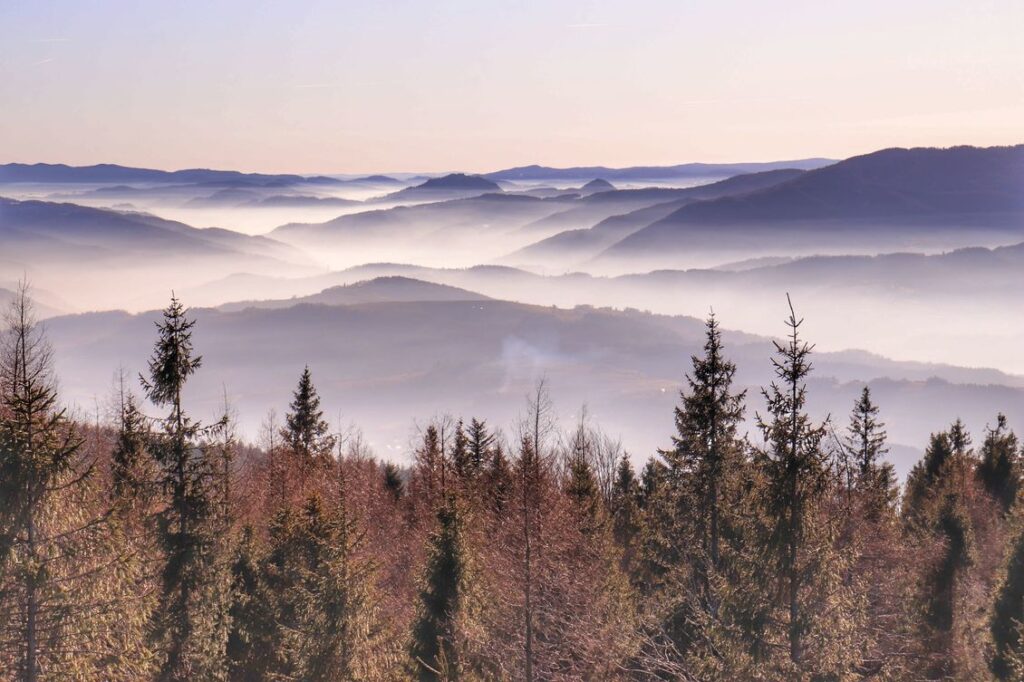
[141,295,229,681]
[282,366,336,472]
[411,497,467,680]
[226,526,273,681]
[925,493,974,633]
[976,414,1020,514]
[755,296,831,667]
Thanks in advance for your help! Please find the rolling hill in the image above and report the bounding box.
[42,296,1024,479]
[218,276,490,311]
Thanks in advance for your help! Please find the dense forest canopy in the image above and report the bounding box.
[1,285,1022,681]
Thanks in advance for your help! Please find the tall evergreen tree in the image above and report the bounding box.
[261,493,388,681]
[111,384,151,504]
[451,419,470,480]
[411,497,467,680]
[0,286,85,680]
[382,461,405,501]
[845,386,888,482]
[466,418,495,474]
[282,366,336,469]
[610,453,640,551]
[904,430,955,526]
[665,312,746,571]
[976,414,1020,514]
[755,297,830,666]
[141,295,228,681]
[484,442,513,513]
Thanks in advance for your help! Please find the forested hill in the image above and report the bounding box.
[2,287,1024,679]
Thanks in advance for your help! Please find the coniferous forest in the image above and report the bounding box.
[1,284,1023,682]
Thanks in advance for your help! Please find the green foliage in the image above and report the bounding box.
[282,366,336,465]
[383,462,405,501]
[258,494,388,681]
[992,525,1024,679]
[411,498,467,680]
[977,414,1020,514]
[142,296,230,681]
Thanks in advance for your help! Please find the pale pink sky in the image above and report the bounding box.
[1,0,1022,173]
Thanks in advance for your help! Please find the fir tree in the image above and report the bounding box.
[564,446,600,526]
[904,430,954,526]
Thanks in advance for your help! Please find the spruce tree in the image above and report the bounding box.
[383,462,405,501]
[976,414,1020,514]
[755,297,830,666]
[564,446,600,527]
[111,385,151,504]
[0,286,84,680]
[904,430,954,527]
[411,497,467,680]
[610,454,640,547]
[665,312,746,571]
[846,386,888,482]
[485,442,513,512]
[267,493,386,681]
[467,417,495,473]
[141,295,228,681]
[282,366,336,470]
[451,419,470,480]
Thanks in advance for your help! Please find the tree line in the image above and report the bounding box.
[1,286,1023,681]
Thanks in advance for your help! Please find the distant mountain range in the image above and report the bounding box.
[599,145,1024,265]
[484,158,835,182]
[508,168,808,266]
[218,276,489,311]
[0,162,342,186]
[0,196,300,262]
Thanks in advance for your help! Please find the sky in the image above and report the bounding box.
[1,0,1022,174]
